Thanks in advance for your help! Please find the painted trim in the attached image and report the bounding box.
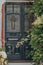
[2,4,4,48]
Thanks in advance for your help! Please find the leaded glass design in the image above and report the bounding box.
[14,5,20,13]
[7,5,13,13]
[7,14,20,32]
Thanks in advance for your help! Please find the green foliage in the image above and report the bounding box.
[0,48,5,51]
[30,21,43,64]
[29,0,43,16]
[28,0,43,64]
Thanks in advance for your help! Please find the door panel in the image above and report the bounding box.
[6,14,20,32]
[5,2,32,60]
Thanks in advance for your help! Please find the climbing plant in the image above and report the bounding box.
[28,0,43,65]
[29,0,43,16]
[16,0,43,62]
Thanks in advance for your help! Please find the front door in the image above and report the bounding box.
[5,2,32,60]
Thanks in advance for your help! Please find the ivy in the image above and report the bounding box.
[29,0,43,16]
[28,0,43,65]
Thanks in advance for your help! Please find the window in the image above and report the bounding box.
[24,5,32,32]
[14,5,20,13]
[25,15,29,32]
[24,5,31,13]
[7,14,20,32]
[7,5,13,13]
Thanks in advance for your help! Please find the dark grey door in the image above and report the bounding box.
[5,2,32,60]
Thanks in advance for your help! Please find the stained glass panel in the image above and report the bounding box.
[14,5,20,13]
[7,14,20,32]
[7,5,13,13]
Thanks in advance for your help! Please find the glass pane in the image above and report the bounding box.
[11,21,15,30]
[7,14,20,32]
[24,5,31,13]
[14,5,20,13]
[7,5,13,13]
[25,15,29,32]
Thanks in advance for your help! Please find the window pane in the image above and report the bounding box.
[7,5,13,13]
[7,14,20,32]
[25,15,29,32]
[24,5,31,13]
[14,5,20,13]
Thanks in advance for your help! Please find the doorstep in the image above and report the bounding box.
[8,63,33,65]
